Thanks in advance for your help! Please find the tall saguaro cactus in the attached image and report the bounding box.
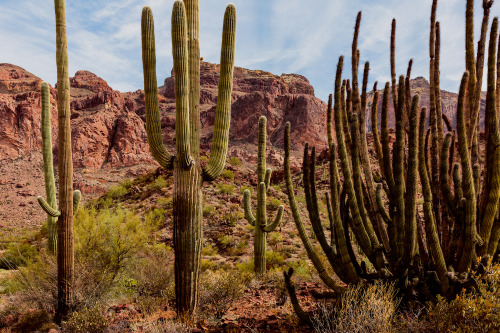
[243,116,284,274]
[37,83,81,256]
[141,0,236,318]
[37,0,81,323]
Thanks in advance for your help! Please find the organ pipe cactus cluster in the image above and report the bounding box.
[37,83,81,256]
[283,0,500,324]
[242,116,283,274]
[141,0,236,319]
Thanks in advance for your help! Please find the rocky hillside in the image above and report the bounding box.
[367,76,486,130]
[0,62,327,167]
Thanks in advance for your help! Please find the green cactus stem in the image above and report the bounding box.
[141,0,236,318]
[242,116,283,274]
[38,82,58,254]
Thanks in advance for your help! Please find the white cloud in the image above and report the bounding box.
[0,0,495,99]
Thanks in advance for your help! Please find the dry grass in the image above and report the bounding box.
[312,281,400,333]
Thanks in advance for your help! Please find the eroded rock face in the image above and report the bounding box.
[0,62,485,169]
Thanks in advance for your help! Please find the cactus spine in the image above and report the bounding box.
[243,116,283,274]
[141,0,236,318]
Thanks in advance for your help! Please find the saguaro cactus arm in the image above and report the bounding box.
[73,190,81,213]
[243,190,256,226]
[141,7,175,169]
[202,4,236,181]
[262,205,283,232]
[172,1,193,169]
[264,168,272,190]
[38,196,61,217]
[39,82,58,254]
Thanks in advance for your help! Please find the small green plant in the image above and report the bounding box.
[267,197,283,211]
[222,205,244,227]
[228,156,242,167]
[217,183,235,195]
[157,197,173,210]
[107,184,128,199]
[202,244,218,256]
[199,270,246,321]
[203,204,215,217]
[62,306,110,333]
[221,169,235,181]
[148,176,168,191]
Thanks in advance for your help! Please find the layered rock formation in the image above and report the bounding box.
[0,62,328,168]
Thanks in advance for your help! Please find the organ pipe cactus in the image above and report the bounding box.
[242,116,283,274]
[37,83,81,256]
[282,2,500,325]
[141,0,236,319]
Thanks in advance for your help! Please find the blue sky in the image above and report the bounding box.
[0,0,495,101]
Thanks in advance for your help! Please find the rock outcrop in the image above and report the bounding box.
[0,62,487,169]
[0,62,328,167]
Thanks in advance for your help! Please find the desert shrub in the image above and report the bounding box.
[202,204,215,217]
[199,270,246,321]
[157,197,173,210]
[217,183,235,195]
[145,208,166,230]
[199,155,209,163]
[127,244,175,315]
[107,184,128,199]
[228,156,242,167]
[148,176,168,191]
[266,250,285,269]
[414,264,500,333]
[267,197,282,211]
[119,178,134,189]
[222,205,243,227]
[62,306,110,333]
[202,244,218,256]
[131,318,190,333]
[0,242,38,269]
[312,281,400,333]
[221,169,235,181]
[217,234,238,252]
[5,206,156,316]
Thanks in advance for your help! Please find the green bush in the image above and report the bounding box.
[228,156,242,167]
[63,306,110,333]
[199,270,247,321]
[148,176,168,191]
[0,242,38,269]
[107,184,128,199]
[221,169,235,181]
[267,197,282,211]
[203,204,215,217]
[222,205,243,227]
[217,183,235,195]
[265,250,285,269]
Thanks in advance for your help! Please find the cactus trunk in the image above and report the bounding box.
[54,0,74,323]
[142,0,236,319]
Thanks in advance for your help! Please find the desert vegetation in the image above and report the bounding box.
[0,0,500,332]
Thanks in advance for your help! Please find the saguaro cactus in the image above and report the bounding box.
[141,0,236,318]
[38,82,58,255]
[37,83,81,256]
[243,116,283,274]
[37,0,81,323]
